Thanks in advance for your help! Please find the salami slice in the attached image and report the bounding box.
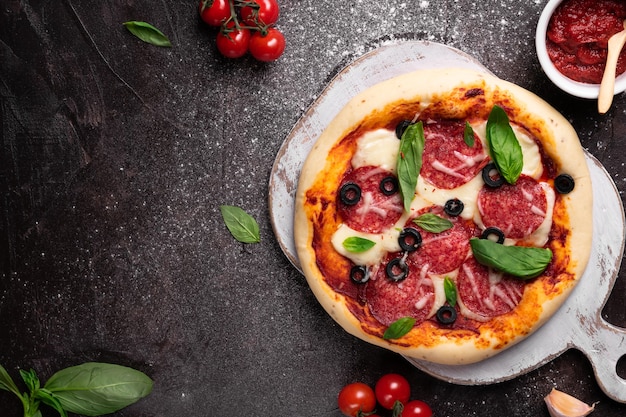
[421,120,487,189]
[456,257,525,319]
[407,206,476,274]
[477,175,547,239]
[337,166,403,234]
[366,254,436,326]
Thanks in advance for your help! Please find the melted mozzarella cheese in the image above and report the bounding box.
[352,129,400,170]
[331,223,402,267]
[330,125,555,321]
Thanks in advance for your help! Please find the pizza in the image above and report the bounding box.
[293,68,593,365]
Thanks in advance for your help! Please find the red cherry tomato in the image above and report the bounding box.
[248,28,285,62]
[216,23,251,58]
[337,382,376,417]
[199,0,231,27]
[240,0,280,26]
[401,400,433,417]
[375,373,411,410]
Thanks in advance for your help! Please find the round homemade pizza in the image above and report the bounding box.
[293,68,593,365]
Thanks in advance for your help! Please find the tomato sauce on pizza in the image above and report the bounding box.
[294,69,592,364]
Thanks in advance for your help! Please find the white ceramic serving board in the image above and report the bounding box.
[268,41,626,402]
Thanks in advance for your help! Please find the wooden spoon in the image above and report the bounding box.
[598,20,626,114]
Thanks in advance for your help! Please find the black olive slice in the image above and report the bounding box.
[386,258,409,282]
[482,162,505,188]
[395,120,412,139]
[555,174,575,194]
[444,198,464,217]
[480,226,505,244]
[380,176,399,196]
[350,265,370,284]
[339,182,361,205]
[398,228,422,252]
[436,305,457,324]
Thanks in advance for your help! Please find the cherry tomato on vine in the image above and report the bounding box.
[240,0,280,26]
[248,27,285,62]
[375,373,411,410]
[216,22,251,58]
[337,382,376,417]
[401,400,433,417]
[199,0,231,27]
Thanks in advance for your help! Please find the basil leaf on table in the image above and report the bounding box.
[486,105,523,184]
[463,121,475,147]
[413,213,453,233]
[397,121,425,212]
[443,276,457,307]
[0,363,21,397]
[33,389,68,417]
[469,238,552,279]
[383,317,416,340]
[44,362,153,416]
[123,21,172,47]
[220,205,261,243]
[342,236,376,253]
[20,368,40,392]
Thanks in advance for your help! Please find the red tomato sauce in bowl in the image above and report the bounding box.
[546,0,626,84]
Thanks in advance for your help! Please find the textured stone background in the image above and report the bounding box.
[1,1,625,416]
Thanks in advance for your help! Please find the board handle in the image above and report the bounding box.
[581,318,626,403]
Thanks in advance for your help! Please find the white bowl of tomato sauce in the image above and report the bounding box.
[536,0,626,99]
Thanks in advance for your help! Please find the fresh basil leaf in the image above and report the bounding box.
[123,21,172,47]
[20,369,40,392]
[443,276,457,307]
[220,205,260,243]
[342,236,376,253]
[470,238,552,279]
[463,121,475,147]
[413,213,453,233]
[34,389,68,417]
[383,317,416,340]
[0,363,22,397]
[397,121,425,212]
[44,362,153,417]
[486,105,523,184]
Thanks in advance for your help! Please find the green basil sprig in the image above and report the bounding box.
[342,236,376,253]
[0,362,153,417]
[383,317,416,340]
[443,277,457,307]
[220,205,261,243]
[123,21,172,47]
[463,121,475,147]
[486,105,523,185]
[397,121,425,212]
[413,213,453,233]
[470,238,552,279]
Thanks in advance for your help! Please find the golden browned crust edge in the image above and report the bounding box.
[294,68,592,365]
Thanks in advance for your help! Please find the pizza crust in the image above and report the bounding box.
[294,68,592,365]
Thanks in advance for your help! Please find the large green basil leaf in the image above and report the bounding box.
[220,205,261,243]
[123,21,172,47]
[470,238,552,279]
[0,363,22,397]
[396,121,425,212]
[43,363,153,416]
[486,105,523,184]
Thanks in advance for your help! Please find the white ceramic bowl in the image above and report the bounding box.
[535,0,626,99]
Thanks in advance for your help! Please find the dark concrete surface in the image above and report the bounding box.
[1,1,625,416]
